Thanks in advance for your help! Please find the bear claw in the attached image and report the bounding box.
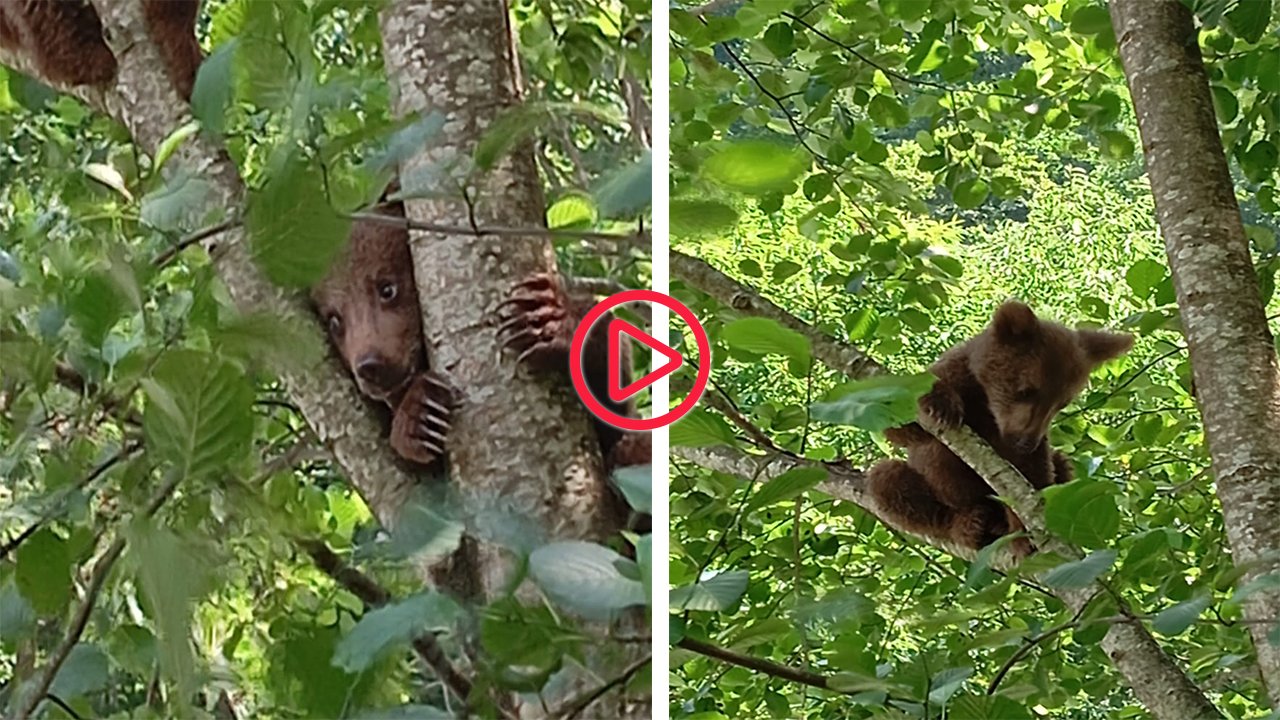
[390,371,455,465]
[497,272,572,369]
[919,387,964,429]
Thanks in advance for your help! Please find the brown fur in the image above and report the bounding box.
[0,0,201,100]
[311,200,453,467]
[312,197,650,471]
[870,301,1132,556]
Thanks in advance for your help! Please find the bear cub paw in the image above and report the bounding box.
[390,372,455,465]
[919,386,964,430]
[497,272,573,370]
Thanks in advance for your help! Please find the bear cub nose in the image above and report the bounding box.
[355,356,405,396]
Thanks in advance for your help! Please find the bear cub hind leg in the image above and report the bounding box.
[868,459,958,544]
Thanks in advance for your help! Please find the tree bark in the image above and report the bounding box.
[672,250,1224,719]
[1110,0,1280,705]
[87,1,421,536]
[377,0,616,597]
[378,2,645,717]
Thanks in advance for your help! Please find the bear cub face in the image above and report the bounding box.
[970,301,1133,451]
[311,214,424,406]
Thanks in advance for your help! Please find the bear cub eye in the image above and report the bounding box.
[377,281,397,303]
[1015,387,1038,401]
[327,313,343,337]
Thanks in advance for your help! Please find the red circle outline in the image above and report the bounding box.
[568,290,711,431]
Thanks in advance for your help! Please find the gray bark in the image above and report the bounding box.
[1111,0,1280,705]
[87,1,420,535]
[378,2,645,717]
[672,250,1224,718]
[377,0,614,596]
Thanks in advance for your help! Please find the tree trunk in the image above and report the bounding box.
[89,0,421,539]
[378,2,645,717]
[1110,0,1280,705]
[377,0,616,596]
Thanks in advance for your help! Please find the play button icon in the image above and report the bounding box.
[570,289,711,431]
[607,318,684,403]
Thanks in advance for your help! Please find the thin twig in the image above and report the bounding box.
[677,636,838,692]
[298,540,497,716]
[12,470,183,720]
[348,212,649,248]
[152,219,238,268]
[559,653,652,720]
[783,12,1023,100]
[0,443,140,561]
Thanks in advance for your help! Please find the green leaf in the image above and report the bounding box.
[761,22,795,58]
[547,193,598,229]
[125,520,209,704]
[1100,130,1135,160]
[953,179,989,209]
[192,39,238,134]
[50,644,110,700]
[791,588,874,625]
[67,272,127,347]
[142,350,254,479]
[213,311,324,374]
[353,706,455,720]
[365,112,446,174]
[1070,5,1113,35]
[1225,0,1271,43]
[15,529,72,616]
[1240,140,1278,184]
[811,373,935,432]
[670,408,737,447]
[930,255,964,278]
[0,579,36,645]
[671,199,739,237]
[670,570,750,612]
[1041,549,1118,589]
[721,317,811,365]
[595,152,652,218]
[383,494,465,562]
[246,150,351,288]
[948,694,1033,719]
[1151,596,1211,635]
[772,260,802,281]
[928,666,973,705]
[333,593,461,673]
[141,171,216,233]
[703,140,809,195]
[747,466,827,511]
[1125,258,1166,301]
[612,464,653,514]
[1043,481,1119,548]
[529,541,647,618]
[475,101,622,170]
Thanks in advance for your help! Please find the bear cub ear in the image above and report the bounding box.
[1077,329,1134,366]
[992,300,1039,341]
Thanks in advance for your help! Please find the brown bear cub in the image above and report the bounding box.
[868,301,1132,557]
[312,197,650,470]
[0,0,202,100]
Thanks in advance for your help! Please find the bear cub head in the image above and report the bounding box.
[970,301,1132,451]
[311,211,423,406]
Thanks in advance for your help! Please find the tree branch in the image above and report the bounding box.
[670,250,1223,718]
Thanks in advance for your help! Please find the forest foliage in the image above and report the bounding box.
[0,0,651,717]
[668,0,1279,718]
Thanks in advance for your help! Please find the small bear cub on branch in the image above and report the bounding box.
[869,300,1132,557]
